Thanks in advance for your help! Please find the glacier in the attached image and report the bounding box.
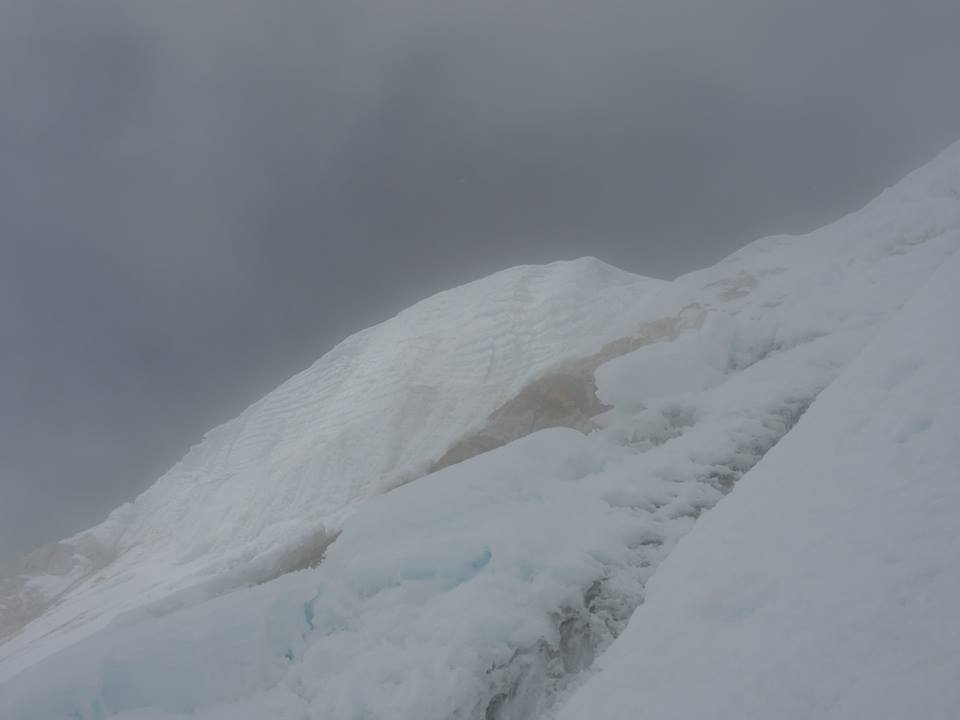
[1,139,960,719]
[0,258,663,680]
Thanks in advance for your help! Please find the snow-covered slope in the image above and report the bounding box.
[1,140,959,719]
[557,222,960,720]
[0,259,663,680]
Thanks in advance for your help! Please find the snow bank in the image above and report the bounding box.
[557,227,960,720]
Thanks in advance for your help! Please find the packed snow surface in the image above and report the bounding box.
[2,139,960,719]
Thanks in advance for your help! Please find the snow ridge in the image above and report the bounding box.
[558,217,960,720]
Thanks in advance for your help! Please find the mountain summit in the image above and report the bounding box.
[2,141,960,719]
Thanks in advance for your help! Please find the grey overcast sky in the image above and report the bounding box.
[2,0,960,563]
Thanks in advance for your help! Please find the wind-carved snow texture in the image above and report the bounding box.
[2,140,960,719]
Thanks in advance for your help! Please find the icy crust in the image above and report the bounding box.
[557,238,960,720]
[0,258,661,679]
[2,142,959,719]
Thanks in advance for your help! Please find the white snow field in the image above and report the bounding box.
[1,139,959,719]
